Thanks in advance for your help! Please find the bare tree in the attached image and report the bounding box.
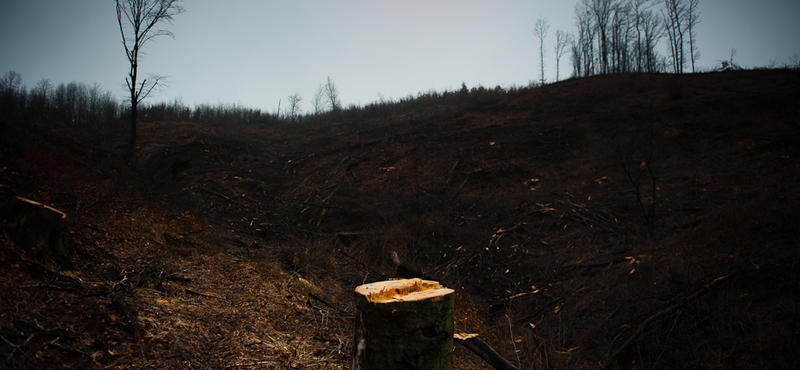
[323,76,341,112]
[662,0,686,73]
[574,0,597,77]
[88,82,103,124]
[610,2,630,73]
[640,8,664,72]
[0,70,23,118]
[31,78,53,118]
[686,0,700,72]
[116,0,184,159]
[287,93,302,122]
[100,91,119,123]
[629,0,658,72]
[570,38,583,78]
[312,85,326,115]
[590,0,614,74]
[533,17,550,85]
[554,30,572,81]
[65,82,82,123]
[0,71,22,96]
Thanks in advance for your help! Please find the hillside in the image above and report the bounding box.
[1,69,799,369]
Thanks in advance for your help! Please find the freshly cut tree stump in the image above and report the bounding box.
[351,278,455,370]
[1,196,74,269]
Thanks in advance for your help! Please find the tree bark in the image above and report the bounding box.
[454,331,518,370]
[1,196,74,269]
[127,98,137,160]
[351,278,455,370]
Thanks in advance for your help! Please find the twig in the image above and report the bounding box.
[45,336,84,355]
[506,314,521,367]
[22,283,83,291]
[225,360,278,368]
[2,333,35,362]
[184,287,225,299]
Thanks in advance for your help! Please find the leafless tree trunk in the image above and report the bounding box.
[287,93,302,123]
[629,0,655,72]
[574,1,594,77]
[687,0,700,73]
[662,0,686,73]
[574,0,599,77]
[610,2,632,73]
[590,0,614,74]
[533,17,550,85]
[31,78,53,119]
[570,39,582,78]
[555,30,572,81]
[116,0,184,159]
[640,8,663,72]
[312,85,325,115]
[323,76,340,112]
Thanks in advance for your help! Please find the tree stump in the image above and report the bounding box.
[1,196,74,269]
[351,278,455,370]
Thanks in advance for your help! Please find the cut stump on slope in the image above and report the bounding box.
[1,196,74,269]
[351,278,454,370]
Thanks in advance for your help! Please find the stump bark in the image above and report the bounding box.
[1,196,74,269]
[351,278,455,370]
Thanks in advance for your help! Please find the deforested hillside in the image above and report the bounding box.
[2,69,799,369]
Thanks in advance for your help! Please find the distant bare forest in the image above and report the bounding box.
[0,71,518,128]
[565,0,701,77]
[3,1,800,129]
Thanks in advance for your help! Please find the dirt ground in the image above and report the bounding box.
[1,69,799,369]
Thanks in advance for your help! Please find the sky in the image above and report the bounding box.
[1,0,799,114]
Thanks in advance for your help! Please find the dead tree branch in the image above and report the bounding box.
[601,273,734,367]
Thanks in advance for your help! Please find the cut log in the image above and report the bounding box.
[454,331,519,370]
[351,278,455,370]
[1,196,74,269]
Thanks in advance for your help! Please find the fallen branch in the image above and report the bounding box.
[601,273,734,367]
[308,292,336,310]
[2,333,35,363]
[454,331,518,370]
[13,258,83,288]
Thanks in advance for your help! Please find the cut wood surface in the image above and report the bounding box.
[352,278,455,370]
[355,278,455,303]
